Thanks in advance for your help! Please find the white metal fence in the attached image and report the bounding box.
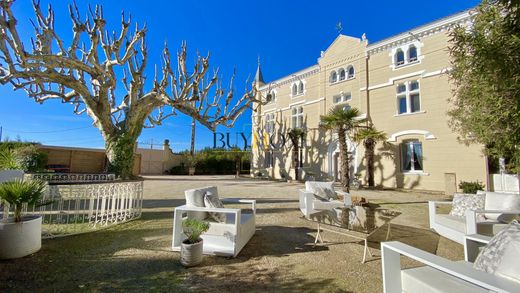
[1,181,143,238]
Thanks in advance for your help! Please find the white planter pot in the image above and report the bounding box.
[0,215,42,259]
[180,239,203,267]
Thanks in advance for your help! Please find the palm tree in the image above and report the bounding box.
[320,107,363,191]
[287,128,306,181]
[353,126,387,187]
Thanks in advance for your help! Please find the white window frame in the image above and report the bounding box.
[396,80,422,116]
[390,41,423,70]
[265,113,275,134]
[347,65,355,79]
[338,68,346,81]
[290,79,306,98]
[400,140,424,173]
[333,92,352,104]
[291,106,304,128]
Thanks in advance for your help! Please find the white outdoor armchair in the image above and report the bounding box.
[172,186,256,257]
[381,234,520,292]
[299,181,352,219]
[429,192,520,244]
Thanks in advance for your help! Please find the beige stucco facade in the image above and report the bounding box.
[251,9,488,193]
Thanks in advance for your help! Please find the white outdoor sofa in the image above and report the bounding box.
[381,234,520,293]
[299,181,352,219]
[172,186,256,257]
[429,192,520,244]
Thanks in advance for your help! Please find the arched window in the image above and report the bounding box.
[395,49,405,66]
[292,84,298,96]
[338,69,346,81]
[298,81,304,94]
[408,45,418,62]
[330,71,337,83]
[270,91,276,102]
[347,66,355,79]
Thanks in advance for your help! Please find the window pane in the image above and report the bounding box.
[348,67,355,77]
[396,50,405,65]
[298,107,303,114]
[413,142,423,171]
[339,70,345,80]
[397,84,406,93]
[292,116,296,127]
[345,93,351,101]
[298,116,304,127]
[334,96,340,103]
[410,94,420,112]
[343,105,351,111]
[398,96,407,114]
[410,81,419,91]
[409,46,418,61]
[401,143,412,171]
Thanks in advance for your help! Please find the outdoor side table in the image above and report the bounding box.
[306,206,401,263]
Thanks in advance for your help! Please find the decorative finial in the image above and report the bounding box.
[336,22,343,34]
[361,33,366,42]
[258,55,260,66]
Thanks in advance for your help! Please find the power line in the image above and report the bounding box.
[2,126,92,134]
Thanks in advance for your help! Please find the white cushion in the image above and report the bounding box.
[484,192,520,222]
[305,181,335,194]
[474,220,520,284]
[435,214,507,236]
[402,265,488,293]
[314,186,337,200]
[204,191,226,223]
[449,193,485,218]
[184,186,218,220]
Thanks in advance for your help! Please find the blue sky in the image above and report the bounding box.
[0,0,479,151]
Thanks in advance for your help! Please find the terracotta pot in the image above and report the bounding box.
[180,238,203,267]
[0,215,42,259]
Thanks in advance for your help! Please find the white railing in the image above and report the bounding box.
[1,181,143,238]
[25,173,116,184]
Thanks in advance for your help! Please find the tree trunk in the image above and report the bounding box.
[338,127,350,191]
[105,132,138,179]
[365,139,375,187]
[293,146,300,181]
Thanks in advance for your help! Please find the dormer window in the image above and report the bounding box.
[393,42,422,69]
[395,49,405,66]
[347,66,355,79]
[291,80,305,97]
[408,45,418,62]
[338,69,346,81]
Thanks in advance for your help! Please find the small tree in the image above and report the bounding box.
[320,107,363,191]
[287,128,305,181]
[353,126,387,187]
[448,0,520,192]
[0,1,258,179]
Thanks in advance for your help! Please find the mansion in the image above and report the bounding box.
[251,9,488,192]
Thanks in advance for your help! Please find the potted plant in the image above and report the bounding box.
[0,179,47,259]
[180,218,210,267]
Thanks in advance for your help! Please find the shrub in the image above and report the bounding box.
[182,218,210,244]
[0,179,47,222]
[458,181,485,194]
[13,145,47,172]
[170,165,188,175]
[0,148,19,170]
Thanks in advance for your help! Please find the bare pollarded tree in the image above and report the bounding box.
[0,0,259,178]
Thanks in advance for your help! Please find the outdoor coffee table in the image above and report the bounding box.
[307,206,401,263]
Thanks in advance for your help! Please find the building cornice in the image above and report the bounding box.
[366,9,474,55]
[259,65,320,91]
